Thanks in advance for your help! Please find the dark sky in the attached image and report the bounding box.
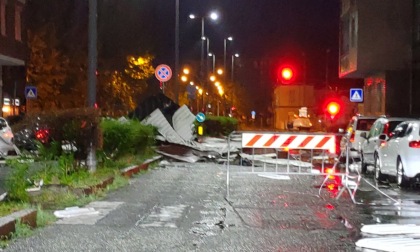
[142,0,344,84]
[43,0,354,87]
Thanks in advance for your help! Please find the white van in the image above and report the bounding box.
[340,115,378,160]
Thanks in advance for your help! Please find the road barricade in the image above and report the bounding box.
[225,131,360,203]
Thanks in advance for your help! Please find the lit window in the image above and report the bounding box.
[0,0,6,36]
[15,5,22,41]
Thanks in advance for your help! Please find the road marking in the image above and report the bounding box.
[137,204,187,228]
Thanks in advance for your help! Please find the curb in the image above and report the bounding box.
[120,156,162,178]
[0,155,162,240]
[0,209,37,240]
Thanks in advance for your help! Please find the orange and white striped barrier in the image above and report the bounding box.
[242,132,336,153]
[226,131,361,203]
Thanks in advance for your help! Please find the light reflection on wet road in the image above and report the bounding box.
[356,174,420,225]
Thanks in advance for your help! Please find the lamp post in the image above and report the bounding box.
[208,53,215,74]
[229,53,239,116]
[231,53,239,83]
[202,36,210,75]
[174,0,179,103]
[189,12,218,81]
[223,36,233,83]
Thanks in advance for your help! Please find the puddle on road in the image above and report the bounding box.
[355,184,420,225]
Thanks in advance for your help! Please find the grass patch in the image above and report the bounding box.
[30,190,98,210]
[0,202,30,218]
[36,206,56,228]
[11,219,33,239]
[107,174,129,190]
[64,168,117,188]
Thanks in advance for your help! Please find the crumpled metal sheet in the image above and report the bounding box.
[140,105,242,164]
[172,105,196,142]
[155,145,202,163]
[142,108,197,147]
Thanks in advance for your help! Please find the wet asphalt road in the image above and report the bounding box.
[355,170,420,226]
[4,161,369,252]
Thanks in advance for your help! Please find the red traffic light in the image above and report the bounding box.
[281,68,293,80]
[277,66,296,84]
[326,101,340,118]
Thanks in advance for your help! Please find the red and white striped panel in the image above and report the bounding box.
[242,133,336,152]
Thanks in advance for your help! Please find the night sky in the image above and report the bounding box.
[96,1,343,82]
[148,0,343,84]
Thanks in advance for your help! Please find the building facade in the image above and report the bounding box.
[339,0,416,117]
[0,0,26,115]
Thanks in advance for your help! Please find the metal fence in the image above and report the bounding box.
[225,130,362,203]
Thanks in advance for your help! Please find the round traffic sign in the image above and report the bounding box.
[196,112,206,123]
[155,64,172,82]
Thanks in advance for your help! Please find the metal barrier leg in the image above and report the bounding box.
[310,149,314,173]
[226,132,232,200]
[252,148,255,173]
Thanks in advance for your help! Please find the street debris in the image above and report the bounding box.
[54,206,100,218]
[139,100,240,163]
[0,192,7,202]
[136,94,335,168]
[25,179,44,192]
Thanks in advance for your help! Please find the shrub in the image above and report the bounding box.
[100,118,156,159]
[197,116,238,137]
[11,108,101,161]
[5,159,30,202]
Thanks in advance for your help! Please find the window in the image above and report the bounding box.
[350,12,357,48]
[356,119,375,131]
[368,121,379,137]
[0,0,5,36]
[415,0,420,43]
[15,4,22,41]
[387,121,404,135]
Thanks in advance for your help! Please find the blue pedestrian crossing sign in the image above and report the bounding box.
[350,88,363,102]
[25,86,37,99]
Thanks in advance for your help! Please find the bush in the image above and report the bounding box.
[5,159,30,202]
[100,118,156,159]
[197,116,238,137]
[11,108,101,161]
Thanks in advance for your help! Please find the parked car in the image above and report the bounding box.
[374,120,420,187]
[339,115,378,160]
[360,117,414,173]
[0,117,17,157]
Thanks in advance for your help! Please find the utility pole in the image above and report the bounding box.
[87,0,97,173]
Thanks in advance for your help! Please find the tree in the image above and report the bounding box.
[26,26,69,111]
[97,55,155,116]
[97,71,135,116]
[123,54,155,102]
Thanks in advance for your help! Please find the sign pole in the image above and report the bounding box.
[155,64,172,96]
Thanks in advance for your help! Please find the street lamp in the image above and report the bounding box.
[208,53,215,74]
[223,36,233,82]
[175,0,180,103]
[231,53,239,82]
[189,11,218,80]
[202,36,210,75]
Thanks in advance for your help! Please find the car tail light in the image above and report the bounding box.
[349,132,355,142]
[380,141,387,147]
[35,129,50,143]
[409,141,420,148]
